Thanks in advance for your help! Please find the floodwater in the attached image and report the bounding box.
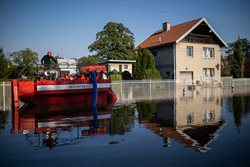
[1,84,250,167]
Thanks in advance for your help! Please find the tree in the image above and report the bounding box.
[226,38,250,60]
[8,48,39,79]
[77,55,101,68]
[231,38,244,78]
[122,71,133,80]
[0,48,9,79]
[134,49,161,80]
[222,38,250,76]
[88,22,136,60]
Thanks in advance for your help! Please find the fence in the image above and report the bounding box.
[2,78,250,110]
[0,81,11,111]
[112,80,176,103]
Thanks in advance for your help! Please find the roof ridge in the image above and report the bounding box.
[138,17,227,49]
[151,18,203,36]
[171,17,203,28]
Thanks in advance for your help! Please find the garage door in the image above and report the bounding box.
[180,72,193,85]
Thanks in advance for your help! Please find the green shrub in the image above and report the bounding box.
[122,71,133,80]
[109,73,122,81]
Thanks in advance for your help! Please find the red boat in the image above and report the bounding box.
[11,65,117,112]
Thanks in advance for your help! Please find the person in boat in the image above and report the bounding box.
[41,51,57,70]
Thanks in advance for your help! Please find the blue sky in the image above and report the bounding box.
[1,0,250,59]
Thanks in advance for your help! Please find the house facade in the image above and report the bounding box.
[138,18,227,86]
[99,59,136,74]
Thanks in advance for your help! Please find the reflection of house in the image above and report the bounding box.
[137,18,227,85]
[140,88,224,152]
[99,60,135,74]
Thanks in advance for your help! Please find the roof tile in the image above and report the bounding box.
[138,18,203,49]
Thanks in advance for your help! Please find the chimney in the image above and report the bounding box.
[163,22,170,32]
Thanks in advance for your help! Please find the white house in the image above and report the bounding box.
[100,59,136,74]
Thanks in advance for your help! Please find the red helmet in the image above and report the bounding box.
[47,51,52,56]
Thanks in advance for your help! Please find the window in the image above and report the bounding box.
[187,46,193,58]
[187,113,194,124]
[203,110,215,122]
[203,47,214,59]
[124,65,128,69]
[203,68,215,79]
[119,65,122,73]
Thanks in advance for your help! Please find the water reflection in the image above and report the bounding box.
[12,106,113,150]
[10,98,137,150]
[2,83,250,153]
[0,111,9,133]
[137,88,225,152]
[231,95,250,133]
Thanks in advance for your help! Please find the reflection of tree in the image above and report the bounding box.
[0,111,9,133]
[109,105,136,135]
[232,96,246,130]
[137,101,157,123]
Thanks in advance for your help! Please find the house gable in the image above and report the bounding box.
[176,18,227,47]
[138,17,227,49]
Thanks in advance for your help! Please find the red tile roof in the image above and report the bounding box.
[138,18,203,49]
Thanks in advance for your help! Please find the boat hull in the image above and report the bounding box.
[11,79,117,112]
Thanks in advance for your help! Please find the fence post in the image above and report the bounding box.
[2,82,5,111]
[149,80,152,100]
[245,78,247,93]
[120,80,123,101]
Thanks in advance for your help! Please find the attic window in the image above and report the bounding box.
[187,46,193,58]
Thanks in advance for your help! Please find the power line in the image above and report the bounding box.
[94,0,250,25]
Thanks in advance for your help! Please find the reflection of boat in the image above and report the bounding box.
[12,109,111,134]
[12,106,112,149]
[11,65,117,112]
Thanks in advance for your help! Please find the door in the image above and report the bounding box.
[180,72,193,85]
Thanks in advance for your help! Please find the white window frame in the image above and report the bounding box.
[186,46,193,58]
[203,68,215,79]
[124,64,128,69]
[203,47,214,59]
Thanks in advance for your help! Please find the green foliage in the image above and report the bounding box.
[232,96,246,131]
[77,55,101,68]
[231,38,244,78]
[9,48,38,79]
[134,49,161,80]
[88,22,136,60]
[122,71,133,80]
[0,48,9,79]
[0,111,9,132]
[136,101,157,123]
[109,105,136,135]
[223,38,250,77]
[221,55,232,76]
[109,73,122,81]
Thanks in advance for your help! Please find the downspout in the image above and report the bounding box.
[173,43,176,81]
[173,43,177,128]
[90,70,98,108]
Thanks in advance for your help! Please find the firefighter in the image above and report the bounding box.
[41,51,57,70]
[41,51,58,80]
